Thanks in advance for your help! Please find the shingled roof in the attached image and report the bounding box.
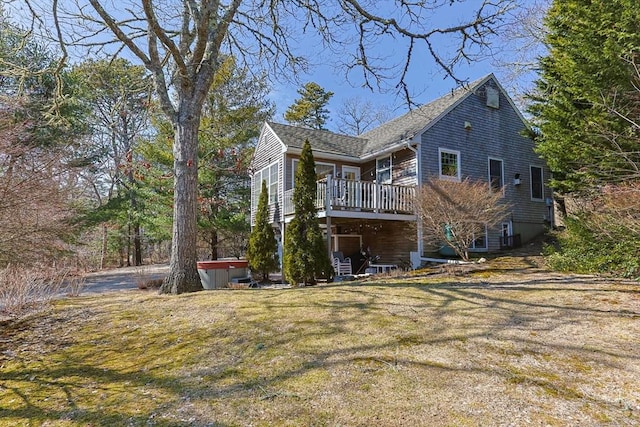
[266,122,365,159]
[359,74,493,156]
[268,74,493,159]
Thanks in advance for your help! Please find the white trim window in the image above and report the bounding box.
[530,165,544,201]
[488,157,504,193]
[292,159,335,186]
[254,161,279,205]
[439,148,461,181]
[376,155,392,184]
[470,225,488,251]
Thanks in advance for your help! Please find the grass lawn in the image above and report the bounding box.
[1,255,638,426]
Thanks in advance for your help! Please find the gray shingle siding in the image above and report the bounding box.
[251,125,284,225]
[420,78,550,250]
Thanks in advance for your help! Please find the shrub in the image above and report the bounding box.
[0,265,66,316]
[545,217,640,277]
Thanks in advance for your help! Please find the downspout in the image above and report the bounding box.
[280,152,286,273]
[404,140,424,263]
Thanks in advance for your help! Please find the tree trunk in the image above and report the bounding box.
[126,221,132,267]
[209,229,218,260]
[100,223,108,269]
[129,168,143,266]
[134,222,142,266]
[160,111,203,294]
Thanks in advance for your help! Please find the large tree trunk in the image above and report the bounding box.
[160,111,203,294]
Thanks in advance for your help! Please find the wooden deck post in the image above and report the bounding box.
[325,175,333,259]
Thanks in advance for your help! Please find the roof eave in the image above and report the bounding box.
[284,146,362,162]
[360,136,420,161]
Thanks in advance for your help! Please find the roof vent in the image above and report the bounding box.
[486,87,499,109]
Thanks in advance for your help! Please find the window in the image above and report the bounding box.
[269,163,278,203]
[489,158,504,192]
[315,163,335,180]
[486,86,500,109]
[439,148,460,181]
[501,222,512,241]
[376,156,392,183]
[254,162,279,205]
[292,159,335,185]
[530,165,543,200]
[470,226,488,250]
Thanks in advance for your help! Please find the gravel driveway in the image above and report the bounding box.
[81,264,169,294]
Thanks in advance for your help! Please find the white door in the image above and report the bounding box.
[341,166,361,207]
[501,221,513,247]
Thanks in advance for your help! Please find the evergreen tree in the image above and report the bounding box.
[529,0,640,193]
[197,57,273,260]
[246,180,279,282]
[284,82,334,130]
[530,0,640,277]
[70,58,153,267]
[283,140,332,286]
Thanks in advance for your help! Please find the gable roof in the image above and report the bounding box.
[266,122,364,159]
[267,73,510,159]
[359,74,494,156]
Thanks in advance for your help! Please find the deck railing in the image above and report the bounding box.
[283,176,415,216]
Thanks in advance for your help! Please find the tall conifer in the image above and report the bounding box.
[283,140,332,285]
[246,180,279,282]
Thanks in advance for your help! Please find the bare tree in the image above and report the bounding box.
[0,99,77,266]
[337,96,392,135]
[491,0,550,106]
[414,177,511,261]
[20,0,514,293]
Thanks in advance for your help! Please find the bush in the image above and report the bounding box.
[135,267,164,290]
[545,217,640,277]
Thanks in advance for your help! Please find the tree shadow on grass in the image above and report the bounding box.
[2,279,638,426]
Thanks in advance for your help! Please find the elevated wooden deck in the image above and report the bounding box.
[283,177,416,221]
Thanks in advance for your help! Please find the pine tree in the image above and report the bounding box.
[283,140,332,285]
[284,82,334,130]
[246,180,279,282]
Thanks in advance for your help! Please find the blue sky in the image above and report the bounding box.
[7,0,542,131]
[269,57,500,132]
[268,1,545,132]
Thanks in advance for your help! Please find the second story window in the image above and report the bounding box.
[530,165,544,201]
[268,163,278,203]
[376,156,392,183]
[254,162,279,205]
[292,159,335,186]
[489,158,504,192]
[439,148,460,181]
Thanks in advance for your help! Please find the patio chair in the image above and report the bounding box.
[332,251,352,276]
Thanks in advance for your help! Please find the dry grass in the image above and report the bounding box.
[0,265,70,315]
[0,255,638,426]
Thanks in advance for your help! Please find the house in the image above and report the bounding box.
[250,74,552,270]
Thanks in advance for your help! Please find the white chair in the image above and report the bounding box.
[332,251,352,276]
